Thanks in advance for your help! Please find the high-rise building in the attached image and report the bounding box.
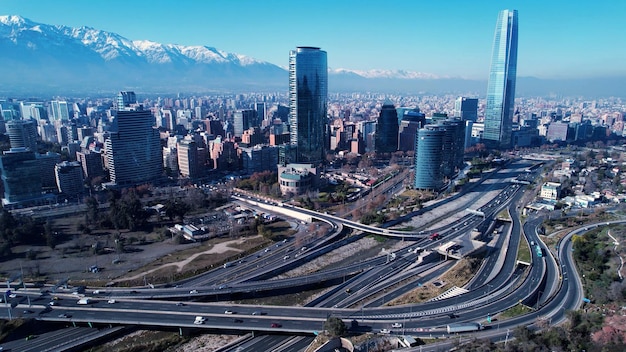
[414,120,466,191]
[483,9,518,149]
[105,105,162,186]
[288,46,328,164]
[6,119,38,151]
[55,161,84,196]
[414,126,446,190]
[375,101,399,154]
[76,150,105,180]
[116,91,137,109]
[233,109,257,137]
[50,100,70,121]
[177,140,199,179]
[0,148,42,205]
[454,97,478,122]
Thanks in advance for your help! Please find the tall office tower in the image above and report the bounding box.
[116,91,137,109]
[414,126,446,190]
[483,9,518,149]
[50,100,70,121]
[55,161,84,196]
[233,109,257,137]
[375,100,399,154]
[105,106,162,186]
[0,148,42,205]
[255,102,266,122]
[454,97,478,122]
[6,119,38,151]
[177,140,199,179]
[439,119,466,178]
[77,150,105,180]
[38,151,62,189]
[288,46,328,164]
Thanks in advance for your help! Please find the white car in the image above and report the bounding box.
[194,316,206,325]
[189,290,198,294]
[391,323,402,328]
[107,299,116,304]
[380,328,391,334]
[224,310,235,314]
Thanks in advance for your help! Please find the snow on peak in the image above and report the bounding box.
[332,68,440,79]
[0,15,28,26]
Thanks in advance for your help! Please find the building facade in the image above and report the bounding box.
[55,161,84,196]
[483,9,518,149]
[414,126,446,190]
[105,105,162,186]
[288,47,328,164]
[375,101,399,154]
[454,97,478,122]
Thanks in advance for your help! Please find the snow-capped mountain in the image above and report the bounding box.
[0,15,287,93]
[1,15,622,96]
[331,68,442,80]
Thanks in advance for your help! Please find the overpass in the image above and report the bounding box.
[231,194,428,239]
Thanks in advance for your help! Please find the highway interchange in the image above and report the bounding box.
[0,159,607,351]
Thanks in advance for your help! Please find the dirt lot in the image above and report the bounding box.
[0,214,281,287]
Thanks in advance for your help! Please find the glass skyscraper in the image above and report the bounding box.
[483,9,518,149]
[375,100,399,154]
[288,47,328,164]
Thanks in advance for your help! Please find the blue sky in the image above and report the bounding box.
[2,0,625,80]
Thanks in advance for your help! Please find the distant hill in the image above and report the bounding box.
[1,15,624,97]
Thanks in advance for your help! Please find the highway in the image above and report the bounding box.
[0,159,602,351]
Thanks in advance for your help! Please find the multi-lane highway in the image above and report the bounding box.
[0,159,598,351]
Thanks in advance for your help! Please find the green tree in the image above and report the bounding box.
[323,317,346,337]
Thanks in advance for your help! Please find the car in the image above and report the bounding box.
[52,296,60,300]
[271,323,282,328]
[218,284,228,290]
[107,299,116,304]
[92,290,103,294]
[252,311,265,315]
[23,310,34,314]
[283,255,290,260]
[49,301,58,306]
[176,302,185,306]
[391,323,402,328]
[58,313,71,318]
[189,290,198,294]
[194,316,206,325]
[380,328,391,334]
[233,319,243,323]
[224,310,235,314]
[130,290,139,294]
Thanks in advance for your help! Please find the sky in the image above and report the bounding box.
[2,0,625,80]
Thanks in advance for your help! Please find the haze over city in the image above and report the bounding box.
[2,0,625,80]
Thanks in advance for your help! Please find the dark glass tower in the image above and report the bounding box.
[483,9,518,149]
[288,47,328,164]
[375,100,399,154]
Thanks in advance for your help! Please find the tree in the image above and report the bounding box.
[323,317,346,337]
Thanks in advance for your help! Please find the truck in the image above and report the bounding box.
[77,298,92,305]
[446,322,483,334]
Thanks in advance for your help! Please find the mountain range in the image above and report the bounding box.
[1,15,624,97]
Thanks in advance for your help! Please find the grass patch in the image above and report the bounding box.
[517,238,531,263]
[500,303,533,318]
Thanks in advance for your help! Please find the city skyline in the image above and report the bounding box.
[2,0,625,80]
